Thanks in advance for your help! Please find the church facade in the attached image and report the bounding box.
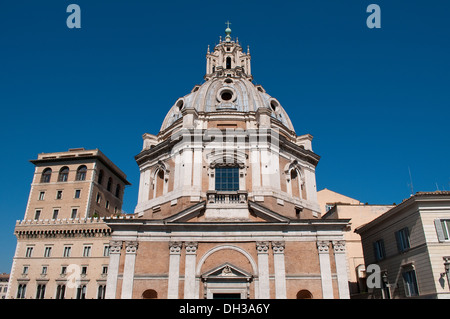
[104,27,351,299]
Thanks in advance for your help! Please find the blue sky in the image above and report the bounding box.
[0,0,449,273]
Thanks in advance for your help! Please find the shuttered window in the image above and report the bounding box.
[435,219,450,242]
[395,227,410,253]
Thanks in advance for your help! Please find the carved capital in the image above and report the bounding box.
[109,240,122,254]
[185,242,198,254]
[332,240,346,253]
[317,240,329,253]
[256,241,270,254]
[272,241,285,254]
[169,241,182,254]
[125,241,138,254]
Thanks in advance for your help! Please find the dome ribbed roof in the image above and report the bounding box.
[160,76,295,133]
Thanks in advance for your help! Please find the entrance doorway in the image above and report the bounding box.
[213,293,241,299]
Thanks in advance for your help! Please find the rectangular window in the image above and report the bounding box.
[395,227,411,253]
[41,266,48,275]
[36,284,46,299]
[44,246,52,258]
[215,166,239,191]
[34,210,41,220]
[25,247,33,258]
[56,190,63,200]
[81,266,88,275]
[96,193,101,204]
[56,284,66,299]
[38,191,45,201]
[102,266,108,274]
[402,268,419,297]
[17,284,27,299]
[103,245,110,257]
[83,246,91,257]
[74,189,81,199]
[105,200,109,209]
[63,246,71,257]
[52,209,59,220]
[76,285,87,299]
[71,208,78,219]
[61,266,67,275]
[373,239,386,261]
[22,266,29,275]
[441,220,450,240]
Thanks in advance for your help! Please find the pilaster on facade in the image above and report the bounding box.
[332,240,350,299]
[184,241,198,299]
[272,241,287,299]
[105,240,122,299]
[317,240,333,299]
[256,241,270,299]
[121,241,139,299]
[167,241,182,299]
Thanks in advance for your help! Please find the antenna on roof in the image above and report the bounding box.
[408,166,414,196]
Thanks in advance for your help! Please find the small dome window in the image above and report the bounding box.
[221,91,233,101]
[270,100,280,112]
[174,99,184,113]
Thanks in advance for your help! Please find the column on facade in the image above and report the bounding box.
[256,241,270,298]
[184,242,198,299]
[332,240,350,299]
[317,240,334,299]
[272,241,287,299]
[167,242,182,299]
[105,240,122,299]
[120,241,139,299]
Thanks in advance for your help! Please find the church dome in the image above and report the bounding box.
[156,28,296,139]
[160,76,295,133]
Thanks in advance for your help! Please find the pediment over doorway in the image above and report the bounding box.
[201,262,252,281]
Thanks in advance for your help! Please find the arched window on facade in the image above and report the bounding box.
[142,289,158,299]
[154,169,165,198]
[76,165,87,181]
[290,169,301,199]
[98,169,104,185]
[296,290,313,299]
[115,184,121,198]
[107,177,112,192]
[41,168,52,183]
[58,167,69,182]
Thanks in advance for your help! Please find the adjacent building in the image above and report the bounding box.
[355,191,450,299]
[7,148,130,299]
[318,189,393,296]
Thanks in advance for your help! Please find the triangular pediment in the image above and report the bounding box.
[201,263,252,280]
